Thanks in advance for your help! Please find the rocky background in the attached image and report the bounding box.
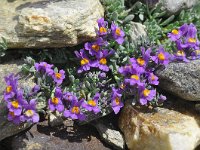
[1,0,200,150]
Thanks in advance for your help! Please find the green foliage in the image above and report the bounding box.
[0,37,7,57]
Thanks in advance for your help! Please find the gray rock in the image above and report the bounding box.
[161,0,198,14]
[119,98,200,150]
[0,0,104,49]
[0,60,34,141]
[129,22,147,43]
[94,121,125,150]
[10,120,112,150]
[156,60,200,101]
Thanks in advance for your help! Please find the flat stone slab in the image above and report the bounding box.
[0,0,104,48]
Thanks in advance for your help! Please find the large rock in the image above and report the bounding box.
[9,120,112,150]
[0,60,34,141]
[156,60,200,101]
[119,98,200,150]
[0,0,104,48]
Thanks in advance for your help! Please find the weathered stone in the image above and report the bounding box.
[0,0,104,49]
[156,60,200,101]
[161,0,198,14]
[0,60,34,141]
[94,121,125,150]
[130,0,198,14]
[119,99,200,150]
[10,120,112,150]
[48,112,63,127]
[129,22,146,43]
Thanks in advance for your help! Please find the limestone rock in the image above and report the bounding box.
[0,60,34,141]
[0,0,104,48]
[94,121,125,150]
[156,60,200,101]
[119,99,200,150]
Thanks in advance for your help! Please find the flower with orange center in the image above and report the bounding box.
[99,58,107,65]
[137,58,145,66]
[115,28,121,36]
[55,73,62,79]
[51,97,59,105]
[176,50,185,56]
[158,53,165,61]
[9,111,15,116]
[88,100,96,107]
[25,110,34,117]
[11,101,19,108]
[99,27,107,34]
[131,74,139,80]
[143,89,150,97]
[115,97,120,105]
[71,106,80,114]
[188,38,196,43]
[80,58,89,66]
[92,44,100,52]
[151,74,155,81]
[6,86,12,93]
[172,29,179,35]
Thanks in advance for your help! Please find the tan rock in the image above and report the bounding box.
[119,99,200,150]
[0,0,104,48]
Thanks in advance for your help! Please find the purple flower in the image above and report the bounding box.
[63,92,76,101]
[111,22,125,44]
[152,46,171,66]
[118,65,133,76]
[48,87,64,112]
[139,86,156,105]
[92,49,114,72]
[75,49,91,73]
[124,65,144,87]
[7,111,21,125]
[82,93,101,114]
[191,49,200,60]
[84,38,106,56]
[4,74,18,101]
[34,62,53,75]
[158,95,167,103]
[173,50,189,62]
[168,24,188,41]
[111,88,124,114]
[147,72,159,85]
[131,47,151,68]
[63,99,86,121]
[52,69,65,85]
[21,99,39,123]
[97,18,108,36]
[7,90,25,116]
[32,85,40,93]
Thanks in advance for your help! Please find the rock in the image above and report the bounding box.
[129,22,147,43]
[156,60,200,101]
[0,0,104,49]
[94,120,125,150]
[130,0,198,14]
[9,120,112,150]
[48,112,63,127]
[161,0,198,14]
[119,98,200,150]
[0,60,34,141]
